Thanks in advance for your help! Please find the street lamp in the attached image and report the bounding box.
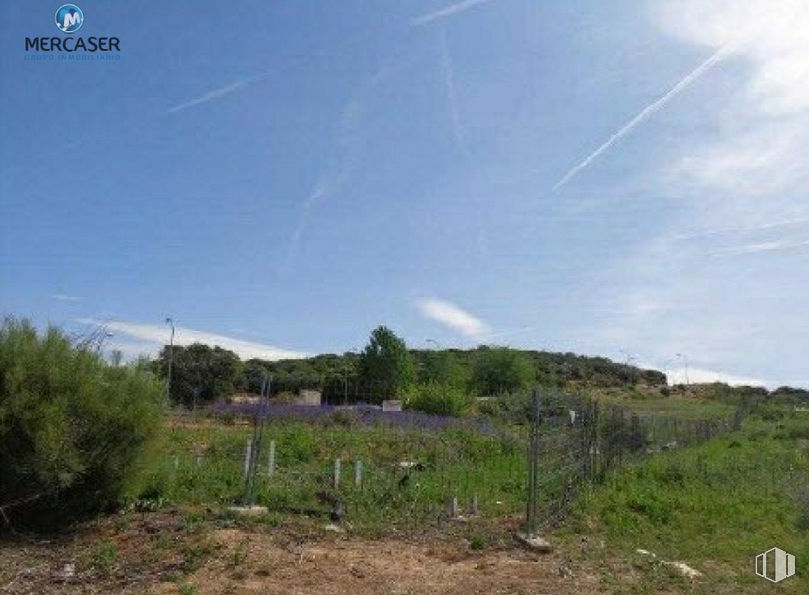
[620,349,637,385]
[165,317,175,401]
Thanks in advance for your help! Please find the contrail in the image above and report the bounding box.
[439,28,466,153]
[411,0,498,26]
[283,66,390,270]
[552,45,733,191]
[168,72,267,114]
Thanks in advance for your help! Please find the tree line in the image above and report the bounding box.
[154,325,668,410]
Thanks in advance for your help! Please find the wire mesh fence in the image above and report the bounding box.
[153,388,741,534]
[522,389,738,535]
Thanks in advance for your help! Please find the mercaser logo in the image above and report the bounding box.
[756,548,796,583]
[55,4,83,34]
[24,4,120,56]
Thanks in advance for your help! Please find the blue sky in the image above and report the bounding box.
[2,0,808,387]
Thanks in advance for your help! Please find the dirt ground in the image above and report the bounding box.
[0,513,611,595]
[179,529,602,595]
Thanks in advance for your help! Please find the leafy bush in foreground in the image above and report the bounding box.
[0,318,165,530]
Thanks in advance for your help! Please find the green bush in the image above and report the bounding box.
[406,382,469,416]
[470,347,534,396]
[0,318,165,530]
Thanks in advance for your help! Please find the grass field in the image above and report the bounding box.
[564,415,809,593]
[136,419,530,533]
[4,397,807,594]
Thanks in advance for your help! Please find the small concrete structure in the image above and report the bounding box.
[295,389,322,406]
[515,532,553,553]
[382,399,403,412]
[230,392,261,405]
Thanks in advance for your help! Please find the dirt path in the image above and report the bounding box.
[174,528,602,595]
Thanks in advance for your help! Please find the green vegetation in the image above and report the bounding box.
[0,318,165,530]
[406,382,470,416]
[153,326,673,410]
[158,342,241,408]
[570,415,809,593]
[357,326,416,401]
[136,421,526,532]
[470,346,535,395]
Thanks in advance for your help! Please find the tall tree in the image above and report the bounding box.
[158,343,241,407]
[358,326,415,402]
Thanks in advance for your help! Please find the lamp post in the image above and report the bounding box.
[165,317,175,401]
[620,349,637,385]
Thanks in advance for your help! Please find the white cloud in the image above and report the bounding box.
[76,318,307,360]
[411,0,500,26]
[416,298,489,338]
[664,366,766,388]
[651,0,809,199]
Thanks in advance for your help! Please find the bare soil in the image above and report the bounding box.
[0,513,607,595]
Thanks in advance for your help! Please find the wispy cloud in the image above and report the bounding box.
[167,72,267,114]
[416,297,489,339]
[553,44,732,191]
[438,28,466,153]
[51,293,81,302]
[411,0,499,26]
[667,217,809,241]
[709,238,809,257]
[285,65,391,268]
[652,0,809,201]
[76,318,308,360]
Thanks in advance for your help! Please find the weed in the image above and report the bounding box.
[91,542,118,576]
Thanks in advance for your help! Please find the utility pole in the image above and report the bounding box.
[165,317,175,401]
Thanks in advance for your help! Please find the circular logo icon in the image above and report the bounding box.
[55,4,84,34]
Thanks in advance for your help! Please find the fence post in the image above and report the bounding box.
[333,458,342,490]
[267,440,276,478]
[525,389,541,537]
[354,460,363,487]
[243,438,253,479]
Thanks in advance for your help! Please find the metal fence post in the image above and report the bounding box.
[267,440,276,478]
[525,389,541,537]
[334,458,342,490]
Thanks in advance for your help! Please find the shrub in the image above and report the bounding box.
[470,347,534,396]
[0,318,165,530]
[406,382,469,416]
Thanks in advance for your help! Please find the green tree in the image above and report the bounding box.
[238,359,271,393]
[471,346,534,395]
[418,350,465,387]
[358,326,415,401]
[158,343,241,407]
[0,318,164,529]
